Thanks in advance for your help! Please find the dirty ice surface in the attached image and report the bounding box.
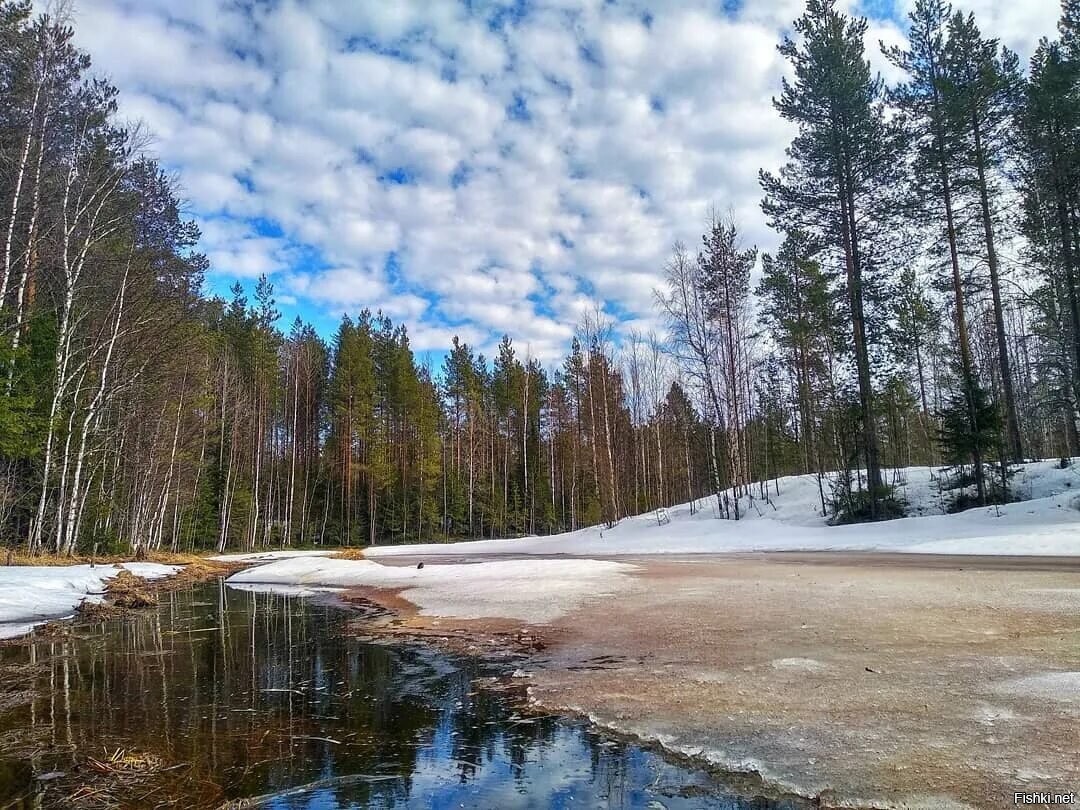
[209,549,337,562]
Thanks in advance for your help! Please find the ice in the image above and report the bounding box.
[209,550,338,562]
[997,672,1080,703]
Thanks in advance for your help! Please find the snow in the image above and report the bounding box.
[209,549,337,562]
[997,672,1080,704]
[770,657,826,672]
[8,461,1076,636]
[227,556,636,623]
[365,460,1080,559]
[0,562,179,639]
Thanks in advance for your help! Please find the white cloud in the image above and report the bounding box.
[68,0,1060,363]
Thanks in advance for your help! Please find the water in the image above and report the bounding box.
[0,580,807,809]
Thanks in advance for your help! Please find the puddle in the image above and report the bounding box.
[0,579,809,808]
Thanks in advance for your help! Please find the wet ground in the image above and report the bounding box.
[339,551,1080,809]
[0,579,809,809]
[524,555,1080,809]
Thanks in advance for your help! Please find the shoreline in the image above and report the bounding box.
[337,585,824,808]
[0,573,816,810]
[369,546,1080,570]
[336,582,849,808]
[6,545,1080,644]
[0,557,240,645]
[4,548,1079,807]
[330,551,1080,810]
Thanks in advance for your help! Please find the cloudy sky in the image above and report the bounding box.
[67,0,1058,361]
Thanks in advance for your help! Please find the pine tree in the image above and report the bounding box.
[887,0,988,500]
[943,11,1025,464]
[761,0,904,518]
[1019,37,1080,434]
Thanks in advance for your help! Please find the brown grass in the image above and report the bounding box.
[1,548,222,568]
[55,747,196,810]
[331,547,367,560]
[68,557,233,623]
[162,557,232,584]
[3,547,371,567]
[86,747,166,775]
[74,601,117,622]
[104,569,158,608]
[74,570,158,621]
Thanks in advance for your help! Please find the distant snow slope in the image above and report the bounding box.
[209,549,336,563]
[227,461,1080,625]
[365,460,1080,558]
[0,562,179,639]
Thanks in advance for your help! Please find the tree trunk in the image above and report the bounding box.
[971,116,1023,463]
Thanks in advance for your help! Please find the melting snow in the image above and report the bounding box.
[0,562,179,639]
[364,460,1080,559]
[209,549,337,562]
[998,672,1080,703]
[227,556,636,623]
[771,657,826,671]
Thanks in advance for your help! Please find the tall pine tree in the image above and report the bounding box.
[761,0,904,518]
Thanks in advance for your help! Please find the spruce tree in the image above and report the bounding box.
[938,376,1004,507]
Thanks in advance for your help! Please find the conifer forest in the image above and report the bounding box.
[2,0,1080,555]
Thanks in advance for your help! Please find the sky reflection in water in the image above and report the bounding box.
[0,580,806,809]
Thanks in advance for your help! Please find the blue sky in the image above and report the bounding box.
[67,0,1058,361]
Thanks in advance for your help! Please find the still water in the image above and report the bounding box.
[0,581,807,809]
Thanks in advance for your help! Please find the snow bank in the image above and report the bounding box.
[209,549,337,563]
[0,562,179,639]
[366,460,1080,558]
[227,556,636,623]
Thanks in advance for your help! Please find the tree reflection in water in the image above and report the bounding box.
[0,580,808,809]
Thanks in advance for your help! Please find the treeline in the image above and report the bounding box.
[2,0,1080,554]
[666,0,1080,522]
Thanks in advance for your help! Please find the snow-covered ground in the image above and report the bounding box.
[0,562,179,639]
[225,461,1080,625]
[366,460,1080,559]
[9,462,1076,637]
[209,549,337,563]
[227,556,636,622]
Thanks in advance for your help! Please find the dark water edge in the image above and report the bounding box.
[0,580,810,809]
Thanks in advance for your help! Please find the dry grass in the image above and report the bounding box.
[86,747,166,775]
[161,557,231,584]
[67,557,232,623]
[74,570,158,621]
[3,547,369,568]
[1,548,221,568]
[103,569,158,608]
[55,747,198,809]
[0,660,42,713]
[74,601,117,622]
[3,548,94,566]
[331,547,367,560]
